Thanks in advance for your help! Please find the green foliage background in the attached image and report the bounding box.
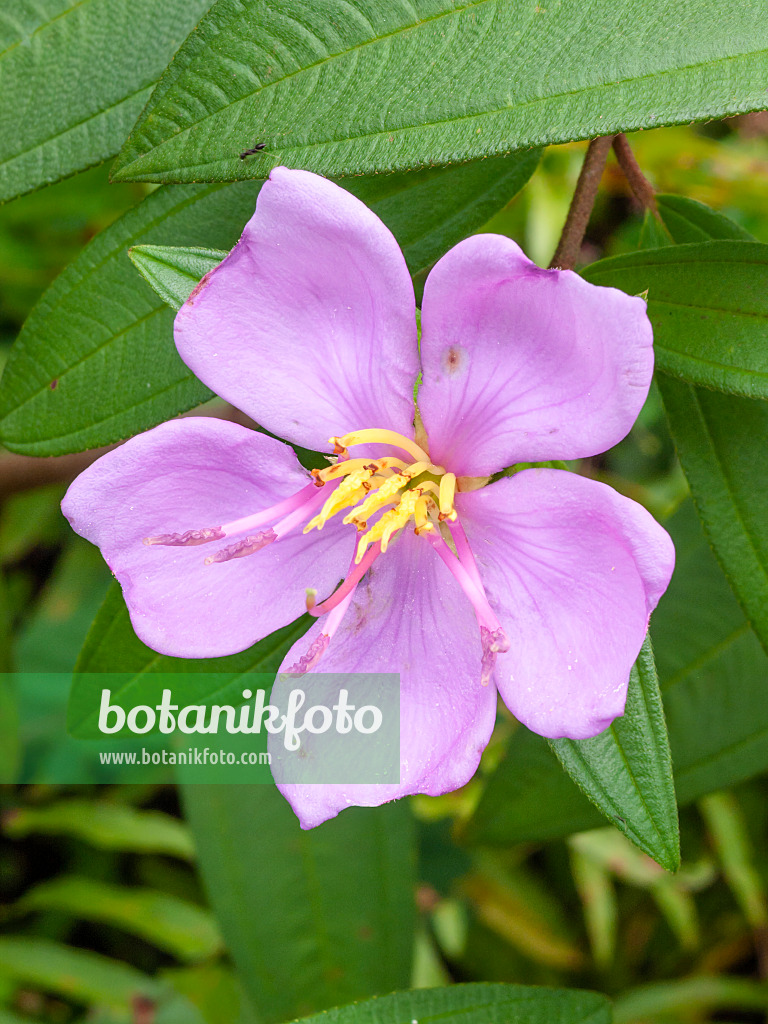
[1,3,768,1023]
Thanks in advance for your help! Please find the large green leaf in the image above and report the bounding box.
[0,152,537,455]
[17,877,223,962]
[582,242,768,399]
[657,379,768,653]
[112,0,768,184]
[467,502,768,845]
[550,636,679,870]
[0,0,212,203]
[181,785,416,1023]
[68,582,311,737]
[277,984,612,1024]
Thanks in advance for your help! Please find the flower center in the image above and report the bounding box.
[303,428,457,564]
[143,425,508,684]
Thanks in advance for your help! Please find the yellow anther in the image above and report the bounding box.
[355,490,422,563]
[439,472,458,521]
[414,495,434,534]
[343,472,408,525]
[334,429,430,464]
[319,456,407,482]
[304,469,374,532]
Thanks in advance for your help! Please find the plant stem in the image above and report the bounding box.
[549,134,615,270]
[612,133,659,215]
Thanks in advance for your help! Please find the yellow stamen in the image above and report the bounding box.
[343,472,409,525]
[439,472,458,521]
[318,456,407,482]
[304,468,374,531]
[333,429,430,464]
[414,495,434,534]
[356,490,423,563]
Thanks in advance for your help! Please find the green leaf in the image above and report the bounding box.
[656,194,756,244]
[467,502,768,845]
[181,785,416,1023]
[2,798,195,860]
[68,582,311,737]
[0,152,537,455]
[275,984,612,1024]
[0,0,212,203]
[614,976,768,1024]
[129,246,225,310]
[657,379,768,654]
[550,636,680,870]
[652,504,768,805]
[17,877,223,962]
[0,936,160,1008]
[582,241,768,399]
[112,0,768,184]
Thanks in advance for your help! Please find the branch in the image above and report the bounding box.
[549,134,615,271]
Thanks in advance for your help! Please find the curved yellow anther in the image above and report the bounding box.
[304,468,374,532]
[318,456,407,482]
[439,472,458,521]
[414,495,434,534]
[355,490,422,563]
[343,472,408,525]
[334,429,430,464]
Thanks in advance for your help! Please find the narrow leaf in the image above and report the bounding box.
[18,877,223,962]
[550,636,680,870]
[0,153,536,455]
[583,242,768,399]
[112,0,768,184]
[2,799,195,860]
[0,0,212,202]
[0,936,160,1008]
[181,784,416,1023]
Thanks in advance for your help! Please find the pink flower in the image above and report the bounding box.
[62,168,674,828]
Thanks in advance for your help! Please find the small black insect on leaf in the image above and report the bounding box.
[240,142,267,160]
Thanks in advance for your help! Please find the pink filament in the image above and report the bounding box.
[219,480,322,537]
[424,530,509,683]
[447,518,484,591]
[308,542,382,617]
[285,575,357,676]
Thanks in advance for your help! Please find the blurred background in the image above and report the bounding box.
[1,119,768,1024]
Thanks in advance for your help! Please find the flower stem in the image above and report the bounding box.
[612,133,659,217]
[549,134,615,271]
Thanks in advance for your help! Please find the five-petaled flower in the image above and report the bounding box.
[63,167,674,829]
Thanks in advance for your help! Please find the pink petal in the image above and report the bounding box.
[175,168,419,452]
[273,529,498,828]
[418,235,654,475]
[61,418,352,657]
[457,470,674,739]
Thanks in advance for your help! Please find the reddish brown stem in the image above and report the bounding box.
[549,135,615,270]
[612,133,659,216]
